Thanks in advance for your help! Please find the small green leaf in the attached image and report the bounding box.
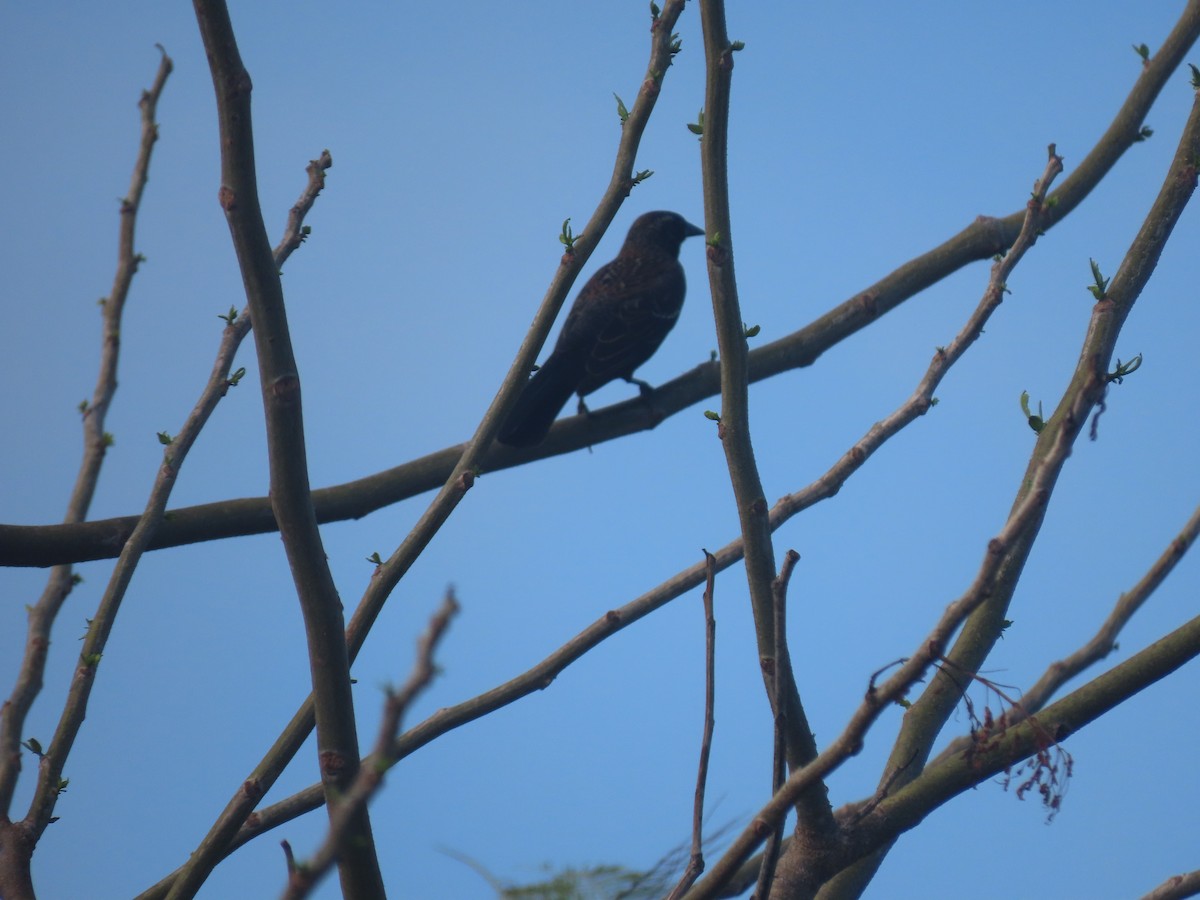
[1135,125,1153,141]
[704,410,721,421]
[366,552,384,565]
[631,169,654,187]
[1132,43,1150,62]
[743,323,760,338]
[228,367,246,387]
[23,737,44,757]
[102,432,115,448]
[558,218,577,252]
[1190,63,1200,88]
[649,1,660,19]
[157,431,173,446]
[1107,353,1143,384]
[1020,391,1045,434]
[687,109,704,136]
[613,92,629,124]
[1086,258,1109,301]
[218,306,239,325]
[730,40,746,51]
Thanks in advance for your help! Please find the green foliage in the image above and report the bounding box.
[1086,258,1109,301]
[559,218,578,253]
[500,863,651,899]
[613,93,629,124]
[1107,353,1143,384]
[1020,391,1045,434]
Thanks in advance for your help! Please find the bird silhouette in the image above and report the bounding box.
[498,210,704,447]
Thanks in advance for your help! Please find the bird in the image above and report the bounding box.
[498,210,704,447]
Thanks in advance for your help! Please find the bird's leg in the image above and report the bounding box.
[624,375,655,400]
[576,394,592,417]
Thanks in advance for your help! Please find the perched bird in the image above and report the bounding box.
[498,210,704,447]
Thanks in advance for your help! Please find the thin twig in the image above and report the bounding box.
[153,140,1072,866]
[929,499,1200,769]
[690,70,1200,900]
[666,552,719,900]
[192,3,382,896]
[0,48,173,825]
[754,549,799,899]
[144,4,691,897]
[11,0,1200,568]
[280,592,458,900]
[1138,868,1200,900]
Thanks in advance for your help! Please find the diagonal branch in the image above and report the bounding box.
[191,2,380,896]
[927,497,1200,771]
[141,135,1073,874]
[825,75,1200,900]
[8,0,1200,570]
[280,592,458,900]
[0,48,172,900]
[145,4,692,897]
[697,0,828,841]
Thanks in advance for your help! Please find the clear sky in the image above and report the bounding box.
[3,3,1199,898]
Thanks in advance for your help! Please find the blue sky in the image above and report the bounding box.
[3,3,1199,898]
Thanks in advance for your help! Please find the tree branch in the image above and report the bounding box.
[8,0,1199,570]
[144,4,692,896]
[0,46,173,900]
[190,2,380,896]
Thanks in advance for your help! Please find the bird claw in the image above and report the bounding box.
[626,376,655,399]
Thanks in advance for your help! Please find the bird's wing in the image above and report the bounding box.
[579,260,686,389]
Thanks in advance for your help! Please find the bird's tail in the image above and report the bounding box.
[498,352,583,447]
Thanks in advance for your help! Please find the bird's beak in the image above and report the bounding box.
[684,221,704,238]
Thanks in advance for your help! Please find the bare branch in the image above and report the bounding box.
[756,549,800,900]
[191,1,380,895]
[1139,868,1200,900]
[146,4,692,896]
[9,0,1200,569]
[666,553,719,900]
[929,498,1200,770]
[164,140,1072,868]
[280,592,458,900]
[0,51,173,900]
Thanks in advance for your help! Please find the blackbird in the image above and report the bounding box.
[498,210,704,447]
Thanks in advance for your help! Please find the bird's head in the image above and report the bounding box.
[622,210,705,257]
